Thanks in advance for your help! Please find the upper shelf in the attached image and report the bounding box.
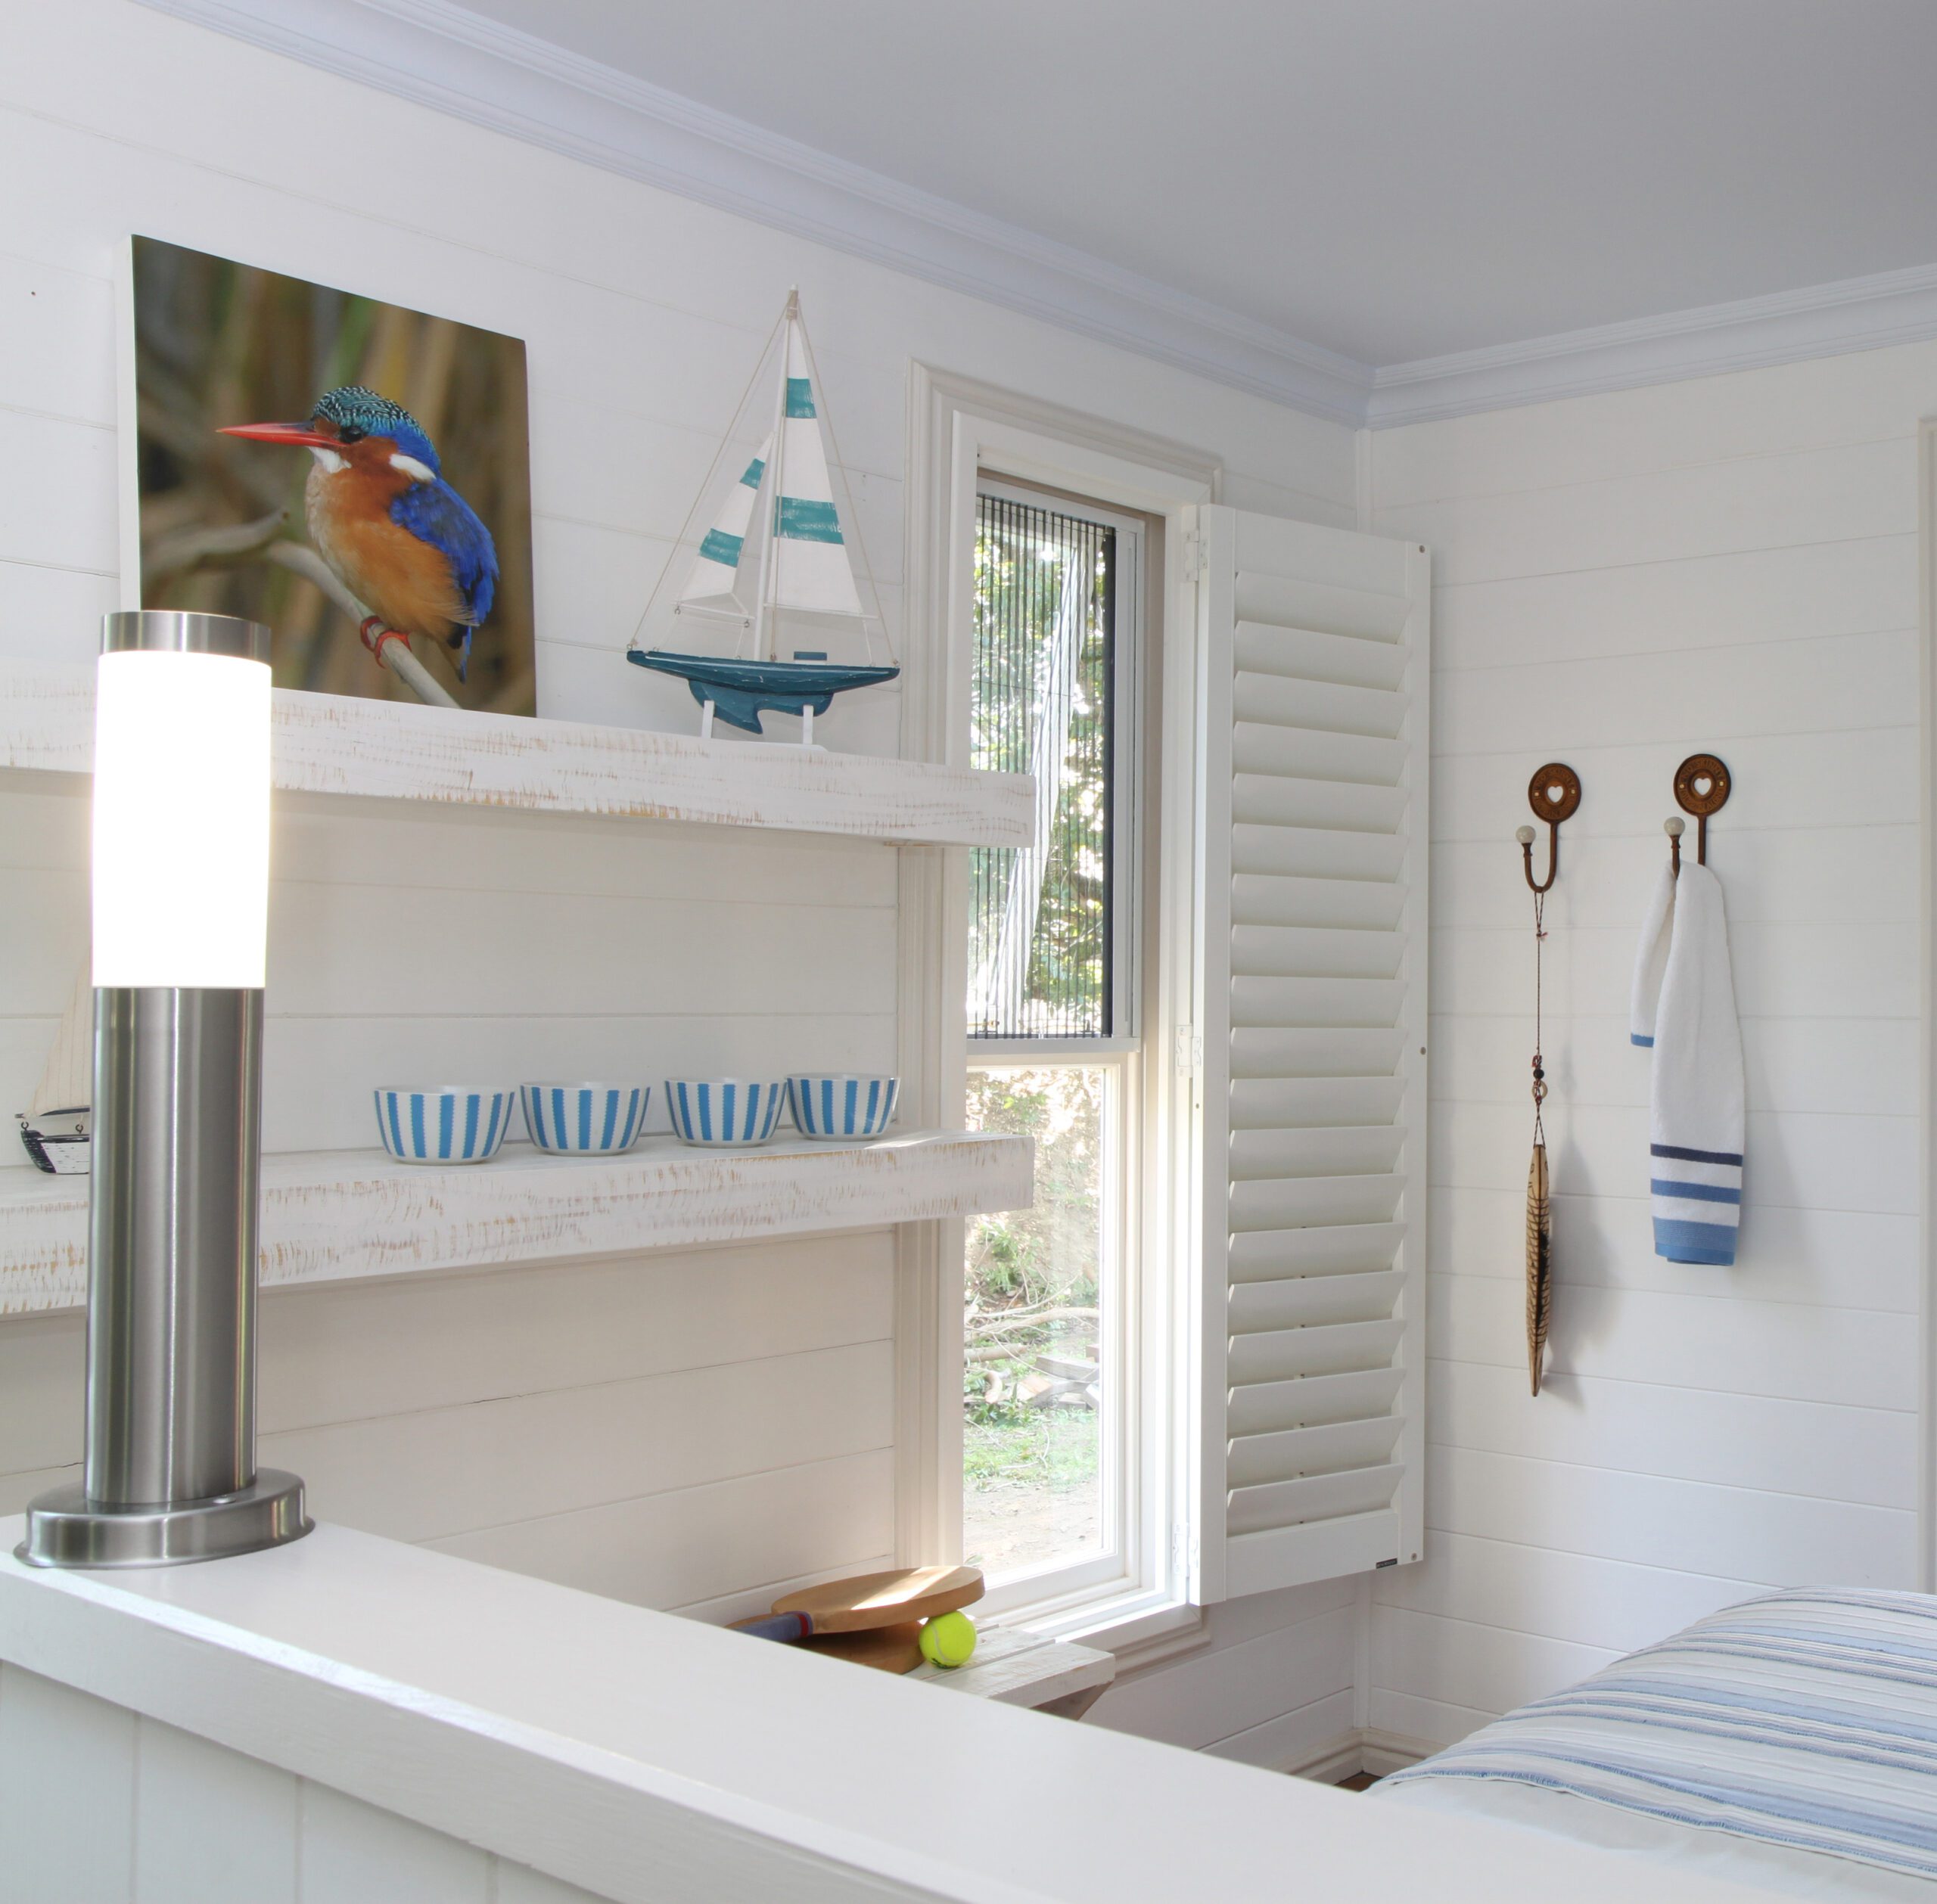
[0,660,1033,849]
[0,1128,1033,1315]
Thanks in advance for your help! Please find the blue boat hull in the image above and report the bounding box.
[628,649,900,735]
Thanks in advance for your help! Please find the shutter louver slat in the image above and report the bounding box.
[1228,1268,1404,1334]
[1234,623,1408,691]
[1230,874,1404,931]
[1230,827,1407,883]
[1228,1173,1404,1232]
[1232,774,1407,834]
[1227,1465,1406,1539]
[1192,505,1428,1604]
[1230,1077,1406,1126]
[1229,1126,1405,1180]
[1233,723,1403,785]
[1228,1366,1406,1438]
[1228,1221,1404,1282]
[1228,1416,1404,1489]
[1231,924,1403,980]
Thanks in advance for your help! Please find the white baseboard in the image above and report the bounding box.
[1274,1725,1438,1784]
[1359,1729,1438,1778]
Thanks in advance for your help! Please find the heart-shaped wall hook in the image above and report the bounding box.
[1521,763,1581,893]
[1671,753,1730,871]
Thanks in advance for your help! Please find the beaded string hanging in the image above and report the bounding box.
[1516,764,1577,1399]
[1525,878,1553,1397]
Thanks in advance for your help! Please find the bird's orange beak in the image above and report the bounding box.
[219,421,339,449]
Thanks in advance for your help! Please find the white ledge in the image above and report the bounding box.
[0,660,1034,848]
[0,1129,1032,1315]
[0,1520,1774,1903]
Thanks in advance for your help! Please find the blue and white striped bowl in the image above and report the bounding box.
[521,1083,651,1156]
[788,1075,900,1140]
[664,1078,785,1148]
[375,1086,515,1165]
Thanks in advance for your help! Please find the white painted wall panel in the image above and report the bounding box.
[1371,337,1929,1752]
[0,0,1366,1761]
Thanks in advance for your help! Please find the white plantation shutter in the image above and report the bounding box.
[1189,504,1429,1604]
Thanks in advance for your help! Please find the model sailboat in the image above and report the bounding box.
[626,292,897,744]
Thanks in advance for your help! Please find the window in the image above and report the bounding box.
[962,483,1147,1611]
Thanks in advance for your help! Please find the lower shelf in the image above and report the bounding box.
[0,1129,1032,1316]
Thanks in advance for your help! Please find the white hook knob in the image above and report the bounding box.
[1515,825,1536,845]
[1664,817,1686,837]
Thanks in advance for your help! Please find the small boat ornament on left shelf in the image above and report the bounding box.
[625,290,898,747]
[17,968,92,1173]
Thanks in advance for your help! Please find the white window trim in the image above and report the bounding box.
[898,364,1220,1646]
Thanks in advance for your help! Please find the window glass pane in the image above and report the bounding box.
[968,495,1115,1039]
[963,1064,1109,1579]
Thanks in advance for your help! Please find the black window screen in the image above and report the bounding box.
[968,492,1117,1040]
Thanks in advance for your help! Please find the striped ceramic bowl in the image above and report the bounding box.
[375,1087,515,1165]
[788,1074,900,1140]
[664,1078,785,1148]
[521,1083,651,1156]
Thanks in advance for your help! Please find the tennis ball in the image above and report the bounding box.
[919,1610,978,1668]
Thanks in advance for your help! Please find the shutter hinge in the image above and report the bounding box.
[1181,530,1206,582]
[1174,1023,1202,1075]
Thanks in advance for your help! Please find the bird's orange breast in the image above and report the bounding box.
[307,464,471,641]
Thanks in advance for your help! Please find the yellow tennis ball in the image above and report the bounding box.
[919,1610,978,1668]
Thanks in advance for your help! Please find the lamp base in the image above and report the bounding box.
[13,1469,310,1570]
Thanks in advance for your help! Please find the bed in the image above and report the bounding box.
[1374,1589,1937,1901]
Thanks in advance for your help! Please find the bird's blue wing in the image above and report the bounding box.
[390,480,499,626]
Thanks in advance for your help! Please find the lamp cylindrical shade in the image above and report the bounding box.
[92,613,271,990]
[15,609,307,1570]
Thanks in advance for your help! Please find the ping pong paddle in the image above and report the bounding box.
[732,1564,982,1645]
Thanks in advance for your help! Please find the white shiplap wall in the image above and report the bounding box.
[0,0,1361,1733]
[1366,339,1929,1749]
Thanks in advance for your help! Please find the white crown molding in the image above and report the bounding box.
[130,0,1937,433]
[132,0,1374,424]
[1369,262,1937,428]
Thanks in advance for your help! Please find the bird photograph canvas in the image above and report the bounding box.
[128,235,536,714]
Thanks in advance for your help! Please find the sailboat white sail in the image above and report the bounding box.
[678,436,770,613]
[629,289,898,744]
[767,317,863,622]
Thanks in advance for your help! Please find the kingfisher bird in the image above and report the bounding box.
[221,386,497,684]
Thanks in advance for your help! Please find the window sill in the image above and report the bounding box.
[994,1585,1208,1677]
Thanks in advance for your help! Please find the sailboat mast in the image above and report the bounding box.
[754,288,800,665]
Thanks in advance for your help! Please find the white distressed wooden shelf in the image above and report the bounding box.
[0,660,1033,848]
[0,1129,1032,1316]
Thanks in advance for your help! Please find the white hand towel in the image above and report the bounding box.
[1630,861,1744,1265]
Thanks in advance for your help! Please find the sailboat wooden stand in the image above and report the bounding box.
[626,292,897,746]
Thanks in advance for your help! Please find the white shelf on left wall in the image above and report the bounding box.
[0,1129,1033,1316]
[0,659,1034,848]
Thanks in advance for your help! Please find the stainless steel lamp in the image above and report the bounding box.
[17,611,309,1567]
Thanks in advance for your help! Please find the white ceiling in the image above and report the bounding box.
[453,0,1937,367]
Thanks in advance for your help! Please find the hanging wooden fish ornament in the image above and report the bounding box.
[1525,1101,1552,1397]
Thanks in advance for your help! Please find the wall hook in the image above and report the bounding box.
[1519,763,1581,893]
[1670,753,1730,873]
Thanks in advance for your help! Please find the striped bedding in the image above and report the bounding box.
[1376,1590,1937,1900]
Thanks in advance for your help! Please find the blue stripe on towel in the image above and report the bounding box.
[1631,1033,1655,1046]
[1651,1178,1741,1204]
[1653,1216,1739,1263]
[1653,1141,1746,1166]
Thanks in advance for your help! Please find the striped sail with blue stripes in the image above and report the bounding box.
[1379,1589,1937,1884]
[678,435,771,610]
[767,315,862,619]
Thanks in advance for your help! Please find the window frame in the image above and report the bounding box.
[899,365,1219,1648]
